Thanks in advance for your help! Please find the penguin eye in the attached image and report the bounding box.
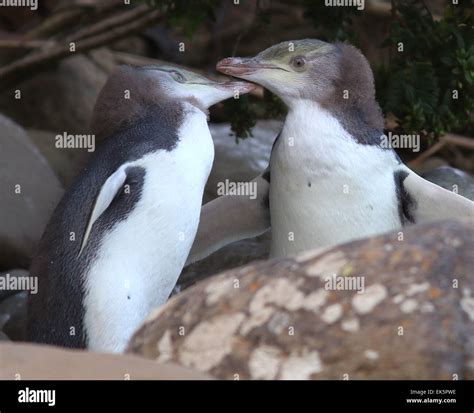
[291,56,306,71]
[171,71,186,83]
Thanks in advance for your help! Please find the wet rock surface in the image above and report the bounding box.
[128,220,474,380]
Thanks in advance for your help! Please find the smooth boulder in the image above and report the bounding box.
[0,115,63,269]
[0,342,212,380]
[128,220,474,380]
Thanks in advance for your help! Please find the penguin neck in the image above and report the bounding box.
[284,93,384,147]
[278,100,388,173]
[284,99,360,151]
[184,97,209,119]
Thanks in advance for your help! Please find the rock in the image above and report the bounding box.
[0,313,9,330]
[111,35,152,57]
[205,120,281,200]
[0,269,29,301]
[0,115,63,269]
[176,120,279,287]
[422,166,474,201]
[0,52,110,135]
[0,331,10,341]
[0,292,27,341]
[176,233,270,293]
[412,156,448,175]
[26,129,84,187]
[128,220,474,380]
[0,342,212,380]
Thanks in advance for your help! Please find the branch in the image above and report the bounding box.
[0,8,163,89]
[0,39,56,49]
[23,0,123,39]
[65,4,150,43]
[408,133,474,168]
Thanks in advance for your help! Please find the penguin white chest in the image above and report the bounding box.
[270,102,401,257]
[83,110,214,353]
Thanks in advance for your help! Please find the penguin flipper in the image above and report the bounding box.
[79,166,128,256]
[397,165,474,224]
[186,171,271,265]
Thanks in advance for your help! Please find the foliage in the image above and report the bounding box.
[222,89,287,140]
[303,0,361,43]
[376,0,474,140]
[305,0,473,141]
[222,95,258,140]
[148,0,473,142]
[147,0,217,37]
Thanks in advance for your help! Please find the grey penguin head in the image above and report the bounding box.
[91,64,255,141]
[216,39,380,118]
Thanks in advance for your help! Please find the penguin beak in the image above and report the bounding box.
[194,78,255,108]
[216,57,280,78]
[216,80,256,94]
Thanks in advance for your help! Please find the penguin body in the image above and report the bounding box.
[27,66,253,352]
[270,100,402,256]
[215,39,474,258]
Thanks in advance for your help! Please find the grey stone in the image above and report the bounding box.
[0,115,63,269]
[0,291,27,341]
[26,129,85,187]
[0,53,109,135]
[205,120,281,200]
[0,269,29,301]
[0,331,10,341]
[177,233,270,293]
[422,166,474,201]
[177,121,279,287]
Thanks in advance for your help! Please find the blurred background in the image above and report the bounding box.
[0,0,472,342]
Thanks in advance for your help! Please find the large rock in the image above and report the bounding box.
[176,120,279,287]
[176,233,270,293]
[0,115,63,269]
[422,166,474,201]
[205,120,280,199]
[128,220,474,380]
[0,269,29,301]
[0,52,110,134]
[0,342,212,380]
[26,129,85,187]
[0,291,27,341]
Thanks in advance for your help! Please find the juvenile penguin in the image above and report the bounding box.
[27,65,254,352]
[214,39,474,258]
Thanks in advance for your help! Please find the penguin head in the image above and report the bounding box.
[91,65,255,140]
[137,64,255,109]
[216,39,378,111]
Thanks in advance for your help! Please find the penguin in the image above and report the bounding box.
[208,39,474,258]
[27,65,254,353]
